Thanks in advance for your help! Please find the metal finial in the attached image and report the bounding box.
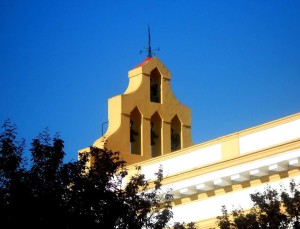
[140,25,159,58]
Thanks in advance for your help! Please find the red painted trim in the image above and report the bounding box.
[132,57,153,69]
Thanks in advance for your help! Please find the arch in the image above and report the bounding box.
[150,112,162,157]
[171,115,182,152]
[130,107,142,155]
[150,68,162,103]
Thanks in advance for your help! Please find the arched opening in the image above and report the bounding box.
[171,115,181,152]
[150,112,162,157]
[130,107,142,155]
[150,68,161,103]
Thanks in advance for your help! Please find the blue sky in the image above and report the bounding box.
[1,0,300,162]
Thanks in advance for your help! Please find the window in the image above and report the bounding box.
[150,68,161,103]
[171,115,181,152]
[150,112,162,157]
[130,107,142,155]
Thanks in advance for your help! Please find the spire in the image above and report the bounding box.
[147,25,152,58]
[140,25,159,58]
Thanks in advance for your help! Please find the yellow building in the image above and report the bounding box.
[82,57,300,228]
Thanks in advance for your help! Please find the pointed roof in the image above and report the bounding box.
[129,57,171,80]
[132,57,153,69]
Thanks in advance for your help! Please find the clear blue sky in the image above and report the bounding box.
[1,0,300,162]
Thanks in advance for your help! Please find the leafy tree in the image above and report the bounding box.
[281,180,300,228]
[65,147,174,228]
[250,185,287,228]
[0,120,174,229]
[216,180,300,229]
[27,129,69,228]
[0,119,27,228]
[216,206,232,229]
[173,221,197,229]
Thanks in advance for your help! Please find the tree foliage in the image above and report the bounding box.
[173,221,197,229]
[216,181,300,229]
[0,120,27,227]
[0,120,174,229]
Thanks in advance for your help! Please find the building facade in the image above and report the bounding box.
[81,57,300,228]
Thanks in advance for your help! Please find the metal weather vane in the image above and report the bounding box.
[140,25,159,58]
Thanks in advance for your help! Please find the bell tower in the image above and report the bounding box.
[86,57,193,165]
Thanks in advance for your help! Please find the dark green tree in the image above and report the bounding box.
[173,221,197,229]
[216,180,300,229]
[28,129,69,228]
[65,147,174,229]
[0,119,28,228]
[216,206,233,229]
[250,185,287,228]
[281,179,300,228]
[0,120,174,229]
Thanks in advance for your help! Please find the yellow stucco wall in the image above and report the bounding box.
[90,57,193,164]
